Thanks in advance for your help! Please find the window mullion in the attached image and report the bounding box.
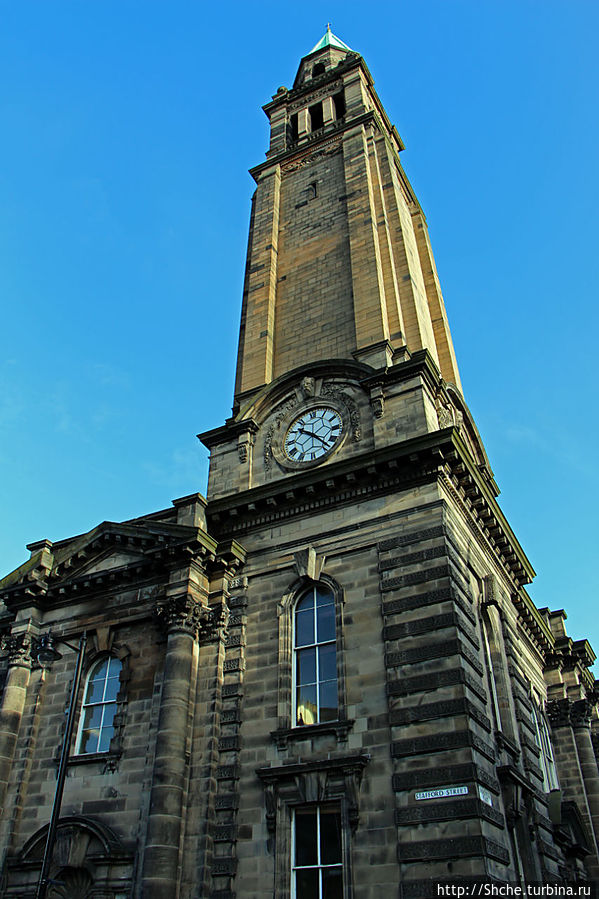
[316,806,322,899]
[98,702,106,750]
[101,664,109,703]
[315,622,321,720]
[316,806,321,866]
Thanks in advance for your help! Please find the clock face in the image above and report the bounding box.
[284,407,343,462]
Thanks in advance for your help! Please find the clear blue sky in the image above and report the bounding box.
[1,2,597,655]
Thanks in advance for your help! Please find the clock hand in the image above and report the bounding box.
[298,428,330,444]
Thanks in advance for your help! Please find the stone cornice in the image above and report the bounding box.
[207,428,448,533]
[249,110,379,182]
[264,53,363,114]
[206,425,535,593]
[199,418,260,451]
[256,753,370,784]
[360,348,441,396]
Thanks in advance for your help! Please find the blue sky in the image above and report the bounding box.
[1,2,597,656]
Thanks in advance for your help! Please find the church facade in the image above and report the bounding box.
[1,30,598,899]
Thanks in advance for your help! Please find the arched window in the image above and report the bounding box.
[294,585,338,726]
[531,699,559,791]
[76,656,122,754]
[481,610,502,732]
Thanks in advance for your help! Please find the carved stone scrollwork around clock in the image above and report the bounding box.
[264,395,300,470]
[320,383,361,442]
[264,430,273,470]
[265,380,361,470]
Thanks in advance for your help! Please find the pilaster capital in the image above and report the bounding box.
[546,698,570,728]
[155,594,207,639]
[546,697,593,729]
[0,631,34,668]
[571,698,593,728]
[201,600,229,643]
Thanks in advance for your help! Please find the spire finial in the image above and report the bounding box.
[308,27,352,55]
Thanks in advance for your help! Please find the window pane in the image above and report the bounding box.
[315,588,333,607]
[295,868,319,898]
[86,679,106,704]
[103,675,120,703]
[102,701,117,728]
[98,723,114,753]
[296,684,317,726]
[90,659,109,681]
[295,808,318,866]
[106,657,121,677]
[79,729,99,754]
[322,867,343,899]
[318,681,338,722]
[317,603,335,643]
[318,643,336,681]
[296,594,314,613]
[79,705,102,753]
[320,809,342,864]
[296,608,315,646]
[297,647,316,685]
[82,704,103,731]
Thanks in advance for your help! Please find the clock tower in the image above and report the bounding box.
[1,28,598,899]
[198,28,599,896]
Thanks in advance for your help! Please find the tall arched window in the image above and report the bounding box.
[481,610,502,732]
[294,585,337,726]
[76,656,122,754]
[531,698,559,791]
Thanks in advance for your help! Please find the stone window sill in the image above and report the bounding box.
[67,751,120,771]
[271,719,354,750]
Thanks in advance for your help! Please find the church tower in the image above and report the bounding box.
[233,27,461,400]
[1,29,598,899]
[200,28,599,895]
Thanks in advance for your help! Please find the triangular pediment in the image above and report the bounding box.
[58,545,147,581]
[0,518,202,597]
[49,519,199,583]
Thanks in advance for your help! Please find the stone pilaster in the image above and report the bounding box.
[547,699,599,878]
[571,702,599,878]
[0,632,34,818]
[140,595,206,899]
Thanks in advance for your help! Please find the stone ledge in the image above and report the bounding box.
[392,729,495,763]
[397,835,509,864]
[395,797,504,827]
[270,719,354,749]
[390,697,491,732]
